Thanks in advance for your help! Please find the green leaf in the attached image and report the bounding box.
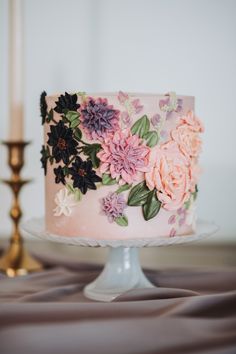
[82,143,101,154]
[49,156,54,165]
[142,189,161,221]
[193,185,198,201]
[184,198,191,210]
[46,109,54,123]
[116,184,132,194]
[89,150,100,169]
[115,215,128,227]
[65,111,80,122]
[62,166,69,175]
[46,145,50,156]
[74,127,82,140]
[82,143,102,168]
[70,118,80,129]
[143,131,159,147]
[66,183,82,201]
[66,182,75,194]
[102,174,117,185]
[128,181,151,206]
[131,115,150,138]
[74,189,82,201]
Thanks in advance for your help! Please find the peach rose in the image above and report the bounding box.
[145,141,191,211]
[180,110,204,133]
[171,124,202,159]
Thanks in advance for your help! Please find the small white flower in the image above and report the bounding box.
[53,188,77,217]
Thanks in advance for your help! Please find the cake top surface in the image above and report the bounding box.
[46,91,194,99]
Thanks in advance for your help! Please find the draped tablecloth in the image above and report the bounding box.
[0,252,236,354]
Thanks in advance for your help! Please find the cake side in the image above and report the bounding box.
[40,91,203,239]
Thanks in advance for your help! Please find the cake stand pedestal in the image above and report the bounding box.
[21,218,218,302]
[84,247,153,301]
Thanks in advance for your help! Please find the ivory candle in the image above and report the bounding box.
[8,0,24,141]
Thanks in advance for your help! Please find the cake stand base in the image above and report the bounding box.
[21,218,219,302]
[84,247,154,301]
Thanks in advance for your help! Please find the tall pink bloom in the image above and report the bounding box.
[180,110,204,133]
[118,91,143,127]
[97,129,150,185]
[145,141,191,211]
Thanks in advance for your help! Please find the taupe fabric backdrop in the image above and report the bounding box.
[0,251,236,354]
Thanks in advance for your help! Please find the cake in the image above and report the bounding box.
[40,91,204,240]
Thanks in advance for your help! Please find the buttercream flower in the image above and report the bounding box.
[97,129,150,185]
[81,97,120,140]
[145,141,191,211]
[180,110,204,133]
[53,188,77,217]
[118,91,143,127]
[54,165,66,185]
[171,124,202,159]
[159,92,183,118]
[151,114,161,128]
[47,121,78,164]
[69,156,102,194]
[121,111,132,127]
[54,92,80,114]
[102,192,126,222]
[40,91,47,125]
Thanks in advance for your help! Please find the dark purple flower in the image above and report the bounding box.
[40,91,47,125]
[81,97,120,140]
[47,121,78,164]
[69,156,101,194]
[40,145,48,175]
[54,165,66,185]
[54,92,80,114]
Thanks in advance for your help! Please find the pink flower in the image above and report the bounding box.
[80,97,120,140]
[169,227,177,237]
[118,91,129,104]
[168,215,176,225]
[102,192,126,222]
[145,141,191,211]
[171,124,202,159]
[121,111,132,127]
[131,99,143,114]
[97,129,150,185]
[118,91,143,127]
[151,114,161,128]
[180,110,204,133]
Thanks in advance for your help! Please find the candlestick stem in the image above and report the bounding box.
[0,141,43,277]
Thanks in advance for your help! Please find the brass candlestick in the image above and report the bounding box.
[0,141,43,277]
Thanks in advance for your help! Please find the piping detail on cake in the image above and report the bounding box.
[41,91,203,228]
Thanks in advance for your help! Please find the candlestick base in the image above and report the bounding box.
[0,140,43,277]
[0,240,42,277]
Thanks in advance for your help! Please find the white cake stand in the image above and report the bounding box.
[21,218,218,302]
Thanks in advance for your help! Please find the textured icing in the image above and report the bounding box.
[43,92,200,239]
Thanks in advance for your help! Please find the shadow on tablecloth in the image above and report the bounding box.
[0,249,236,354]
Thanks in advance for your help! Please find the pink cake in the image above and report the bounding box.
[40,91,204,240]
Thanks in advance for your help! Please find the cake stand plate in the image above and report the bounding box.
[21,218,218,302]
